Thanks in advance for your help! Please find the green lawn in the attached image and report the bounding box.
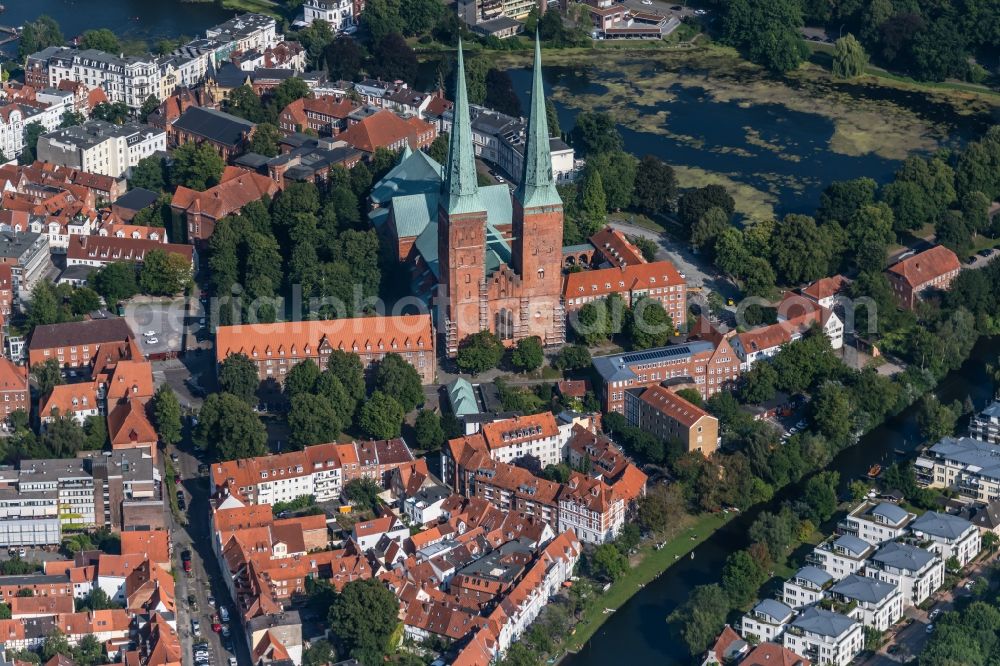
[221,0,281,16]
[564,511,734,653]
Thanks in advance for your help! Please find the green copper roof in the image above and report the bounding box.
[442,39,486,216]
[369,149,442,205]
[446,377,479,417]
[516,33,562,209]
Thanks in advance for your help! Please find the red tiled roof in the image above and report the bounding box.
[170,167,278,221]
[214,314,434,365]
[590,227,646,267]
[638,385,713,427]
[563,260,684,301]
[887,245,961,288]
[742,642,811,666]
[480,413,559,452]
[67,234,193,265]
[801,274,850,301]
[339,109,436,153]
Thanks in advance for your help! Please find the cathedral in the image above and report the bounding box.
[436,37,566,356]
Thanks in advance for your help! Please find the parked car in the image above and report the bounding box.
[219,605,230,623]
[181,550,192,573]
[229,659,238,666]
[978,249,993,257]
[965,255,978,265]
[191,619,201,637]
[207,597,215,608]
[143,331,156,337]
[926,624,935,634]
[221,624,231,638]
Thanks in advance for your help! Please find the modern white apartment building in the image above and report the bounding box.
[783,566,833,609]
[916,436,1000,502]
[829,574,903,631]
[810,534,875,581]
[205,13,280,53]
[477,412,567,469]
[36,121,166,178]
[741,599,794,643]
[909,511,981,567]
[839,501,914,546]
[212,442,344,505]
[865,541,943,607]
[0,488,61,546]
[970,401,1000,444]
[302,0,355,30]
[783,607,863,666]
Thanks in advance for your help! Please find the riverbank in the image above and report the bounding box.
[563,511,733,654]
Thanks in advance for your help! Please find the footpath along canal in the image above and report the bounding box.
[565,335,999,666]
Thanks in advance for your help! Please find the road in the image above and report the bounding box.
[166,424,253,666]
[607,219,741,301]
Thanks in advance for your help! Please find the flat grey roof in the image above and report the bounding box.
[0,231,43,260]
[833,534,872,558]
[593,341,715,382]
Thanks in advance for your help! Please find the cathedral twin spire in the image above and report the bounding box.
[442,33,561,215]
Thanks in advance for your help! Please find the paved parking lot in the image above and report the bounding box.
[125,297,188,355]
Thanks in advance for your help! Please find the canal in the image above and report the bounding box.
[565,335,999,666]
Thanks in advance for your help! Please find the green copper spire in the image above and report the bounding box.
[442,39,484,215]
[516,32,562,208]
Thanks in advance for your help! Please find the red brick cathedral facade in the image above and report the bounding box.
[438,38,565,356]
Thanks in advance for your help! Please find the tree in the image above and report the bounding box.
[90,262,139,305]
[226,85,268,123]
[77,587,116,612]
[80,28,120,52]
[171,142,225,191]
[627,297,673,350]
[633,155,677,216]
[801,471,840,523]
[73,634,103,666]
[484,68,522,118]
[722,0,808,73]
[18,16,64,61]
[359,391,404,440]
[362,0,405,46]
[269,78,312,120]
[289,394,342,449]
[588,543,628,582]
[152,385,183,446]
[195,392,268,462]
[32,359,63,397]
[545,99,561,137]
[327,350,366,403]
[249,123,282,157]
[510,336,544,373]
[27,281,65,328]
[297,19,335,67]
[810,381,855,445]
[936,210,972,257]
[303,639,336,666]
[373,353,423,413]
[328,578,400,664]
[456,331,504,375]
[916,395,958,443]
[41,630,71,662]
[579,165,607,229]
[399,0,443,35]
[817,177,877,224]
[325,37,365,81]
[846,203,894,273]
[588,150,637,211]
[668,584,730,656]
[637,484,686,533]
[554,344,591,371]
[770,214,836,284]
[218,353,260,404]
[571,111,623,155]
[91,102,130,125]
[427,133,449,164]
[20,122,46,164]
[369,32,417,84]
[833,34,868,78]
[739,361,778,404]
[130,156,167,192]
[68,287,101,315]
[678,185,735,230]
[414,409,444,452]
[59,110,86,128]
[721,550,766,607]
[139,249,191,295]
[343,478,381,512]
[283,359,322,402]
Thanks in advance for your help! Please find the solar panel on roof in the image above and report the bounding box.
[621,345,692,364]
